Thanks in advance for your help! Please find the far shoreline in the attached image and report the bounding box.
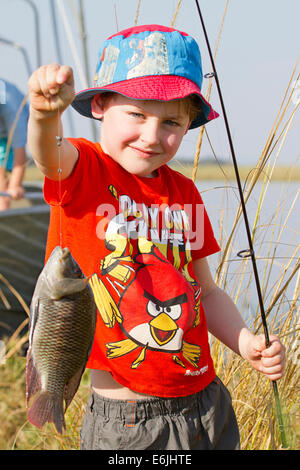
[168,162,300,181]
[23,161,300,182]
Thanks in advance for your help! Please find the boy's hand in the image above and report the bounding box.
[28,63,75,117]
[242,333,286,381]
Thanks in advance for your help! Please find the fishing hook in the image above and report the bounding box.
[194,0,287,448]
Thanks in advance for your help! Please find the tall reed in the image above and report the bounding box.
[205,58,300,449]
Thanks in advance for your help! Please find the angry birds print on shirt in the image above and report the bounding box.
[89,185,202,370]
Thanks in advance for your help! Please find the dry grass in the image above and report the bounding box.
[169,161,300,181]
[206,53,300,450]
[0,353,90,450]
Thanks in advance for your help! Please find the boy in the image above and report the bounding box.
[27,25,285,450]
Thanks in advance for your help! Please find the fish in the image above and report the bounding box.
[26,246,97,434]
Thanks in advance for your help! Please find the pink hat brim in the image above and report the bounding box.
[72,75,219,129]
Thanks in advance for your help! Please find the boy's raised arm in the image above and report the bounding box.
[28,63,79,181]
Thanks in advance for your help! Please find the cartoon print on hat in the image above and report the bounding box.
[96,45,120,87]
[126,32,169,78]
[71,24,219,129]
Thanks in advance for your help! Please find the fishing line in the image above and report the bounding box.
[56,103,63,248]
[194,0,287,448]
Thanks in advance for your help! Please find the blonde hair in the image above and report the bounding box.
[181,95,205,123]
[97,91,205,124]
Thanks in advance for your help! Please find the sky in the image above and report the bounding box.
[0,0,299,166]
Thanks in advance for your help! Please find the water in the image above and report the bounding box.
[196,180,299,327]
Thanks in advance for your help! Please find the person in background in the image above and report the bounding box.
[0,78,29,211]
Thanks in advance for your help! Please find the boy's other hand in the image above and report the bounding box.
[28,63,75,117]
[242,332,286,381]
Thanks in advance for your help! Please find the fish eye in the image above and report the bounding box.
[73,267,82,277]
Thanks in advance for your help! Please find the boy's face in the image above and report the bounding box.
[91,93,191,177]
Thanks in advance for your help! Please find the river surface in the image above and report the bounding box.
[196,180,299,325]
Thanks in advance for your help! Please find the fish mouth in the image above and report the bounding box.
[61,247,71,260]
[149,313,177,346]
[58,247,82,278]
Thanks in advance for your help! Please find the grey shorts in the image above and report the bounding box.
[80,376,240,450]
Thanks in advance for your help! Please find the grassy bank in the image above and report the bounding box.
[169,161,300,181]
[0,354,90,450]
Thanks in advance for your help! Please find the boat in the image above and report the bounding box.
[0,182,49,339]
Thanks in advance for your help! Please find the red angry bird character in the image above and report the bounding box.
[119,249,197,353]
[90,243,202,369]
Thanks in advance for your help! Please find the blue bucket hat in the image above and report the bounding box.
[71,24,219,129]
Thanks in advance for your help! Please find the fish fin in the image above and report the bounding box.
[28,298,39,346]
[27,391,65,434]
[64,365,85,411]
[26,347,41,405]
[26,300,41,405]
[50,278,89,300]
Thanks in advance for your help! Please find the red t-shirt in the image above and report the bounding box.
[44,138,220,397]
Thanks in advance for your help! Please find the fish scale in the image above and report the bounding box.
[33,297,93,386]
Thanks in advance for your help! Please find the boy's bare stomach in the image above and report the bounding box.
[91,369,155,400]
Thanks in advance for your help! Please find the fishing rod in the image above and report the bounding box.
[194,0,287,448]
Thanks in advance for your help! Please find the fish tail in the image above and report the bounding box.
[27,391,65,434]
